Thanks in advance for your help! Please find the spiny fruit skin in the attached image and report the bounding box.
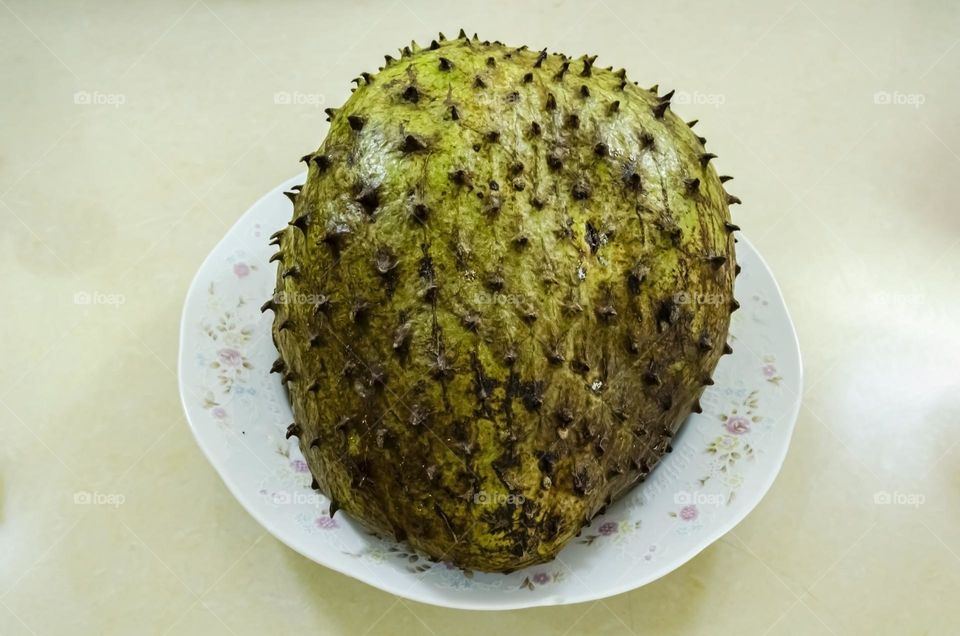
[268,33,739,572]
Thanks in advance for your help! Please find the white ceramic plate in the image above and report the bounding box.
[178,174,802,610]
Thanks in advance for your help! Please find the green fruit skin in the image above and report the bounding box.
[270,35,737,572]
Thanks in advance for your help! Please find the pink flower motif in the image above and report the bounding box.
[315,515,338,530]
[724,416,751,435]
[679,505,698,521]
[532,572,550,585]
[212,407,227,419]
[218,348,243,366]
[598,521,619,536]
[290,459,309,473]
[762,364,777,378]
[233,262,250,278]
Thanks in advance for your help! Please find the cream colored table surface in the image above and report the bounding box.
[2,1,958,634]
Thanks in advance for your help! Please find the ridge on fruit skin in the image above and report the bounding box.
[264,30,741,572]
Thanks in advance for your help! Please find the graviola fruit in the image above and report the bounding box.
[266,31,740,572]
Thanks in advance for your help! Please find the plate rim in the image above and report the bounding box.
[178,174,803,610]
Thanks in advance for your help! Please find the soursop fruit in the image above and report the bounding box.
[265,31,740,572]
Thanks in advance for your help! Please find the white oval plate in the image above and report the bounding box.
[178,174,802,610]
